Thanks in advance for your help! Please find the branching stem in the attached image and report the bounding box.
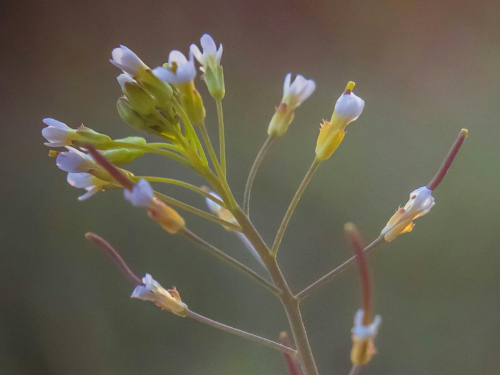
[186,310,296,356]
[243,134,276,215]
[297,236,384,301]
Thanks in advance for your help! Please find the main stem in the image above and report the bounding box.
[215,98,226,176]
[231,209,319,375]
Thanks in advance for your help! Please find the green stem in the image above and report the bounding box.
[111,141,194,171]
[215,98,226,176]
[154,191,241,231]
[186,310,296,356]
[199,125,238,209]
[271,159,321,257]
[138,142,182,152]
[133,176,225,207]
[243,134,276,215]
[181,229,280,295]
[230,209,319,375]
[296,236,384,301]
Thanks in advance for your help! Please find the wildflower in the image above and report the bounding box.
[315,81,364,161]
[190,33,225,99]
[153,51,205,126]
[110,45,148,76]
[124,179,186,234]
[350,309,382,366]
[153,51,197,84]
[56,147,98,173]
[268,73,316,137]
[381,186,435,242]
[67,172,119,201]
[42,118,112,148]
[132,273,188,317]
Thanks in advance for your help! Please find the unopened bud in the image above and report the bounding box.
[176,82,206,126]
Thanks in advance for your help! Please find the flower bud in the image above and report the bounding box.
[190,34,225,99]
[110,45,148,76]
[121,80,157,116]
[267,73,315,137]
[139,69,174,107]
[351,309,381,366]
[75,125,112,148]
[315,81,364,161]
[175,82,206,126]
[124,179,186,234]
[381,186,435,242]
[131,274,188,317]
[117,97,149,130]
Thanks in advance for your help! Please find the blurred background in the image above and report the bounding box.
[1,0,499,374]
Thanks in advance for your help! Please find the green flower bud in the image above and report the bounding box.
[177,82,206,126]
[123,81,157,116]
[140,69,174,108]
[100,148,145,165]
[75,126,113,147]
[117,97,149,130]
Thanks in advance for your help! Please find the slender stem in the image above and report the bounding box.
[199,125,238,209]
[230,209,319,375]
[243,134,276,215]
[271,159,321,257]
[296,236,384,301]
[173,101,208,165]
[348,365,361,375]
[186,310,296,356]
[135,142,183,152]
[180,229,280,295]
[135,176,225,207]
[200,124,222,175]
[111,141,194,171]
[154,192,241,231]
[215,98,226,176]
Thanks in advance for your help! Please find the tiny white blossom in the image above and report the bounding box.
[282,73,316,108]
[381,186,435,242]
[67,172,111,201]
[56,147,97,173]
[124,179,154,208]
[110,45,148,75]
[131,273,187,316]
[42,118,78,147]
[190,33,223,66]
[334,91,365,122]
[153,51,196,84]
[352,309,382,340]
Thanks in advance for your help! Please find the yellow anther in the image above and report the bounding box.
[48,150,59,158]
[344,81,356,94]
[461,128,469,137]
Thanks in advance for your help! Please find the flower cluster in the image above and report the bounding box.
[42,32,468,375]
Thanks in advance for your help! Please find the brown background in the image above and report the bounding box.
[1,0,500,374]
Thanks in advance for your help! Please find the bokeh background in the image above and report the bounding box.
[1,0,500,374]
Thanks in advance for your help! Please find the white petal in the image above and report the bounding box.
[67,172,94,188]
[200,34,217,55]
[43,118,70,130]
[42,127,72,144]
[56,148,93,173]
[334,92,365,122]
[117,73,135,91]
[131,285,154,301]
[168,50,189,65]
[215,44,223,63]
[205,192,223,215]
[124,179,154,207]
[78,187,100,201]
[283,73,292,96]
[110,46,147,75]
[190,44,203,63]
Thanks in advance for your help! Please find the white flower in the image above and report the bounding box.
[67,172,113,201]
[42,118,78,147]
[334,91,365,122]
[110,45,148,75]
[131,273,187,316]
[352,309,382,339]
[381,186,435,242]
[190,33,223,67]
[282,73,316,108]
[153,51,196,84]
[56,147,97,173]
[124,179,154,208]
[117,73,136,92]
